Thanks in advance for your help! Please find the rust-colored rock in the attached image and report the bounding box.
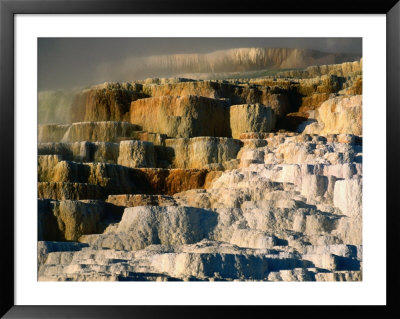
[138,168,208,195]
[165,169,208,195]
[299,93,332,113]
[203,171,223,189]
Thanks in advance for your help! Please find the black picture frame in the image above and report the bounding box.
[1,0,399,317]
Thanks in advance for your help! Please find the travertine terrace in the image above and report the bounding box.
[37,59,363,281]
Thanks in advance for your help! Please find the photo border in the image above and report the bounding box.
[1,0,399,317]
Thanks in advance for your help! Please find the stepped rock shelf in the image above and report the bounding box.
[37,59,363,281]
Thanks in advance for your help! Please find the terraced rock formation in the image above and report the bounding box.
[38,59,362,281]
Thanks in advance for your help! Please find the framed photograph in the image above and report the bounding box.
[1,0,398,317]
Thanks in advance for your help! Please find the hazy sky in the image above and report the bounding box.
[38,38,362,91]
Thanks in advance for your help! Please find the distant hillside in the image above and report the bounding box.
[97,48,361,81]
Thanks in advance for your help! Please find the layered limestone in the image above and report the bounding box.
[106,194,177,207]
[297,75,343,96]
[137,168,217,195]
[38,155,63,182]
[61,121,141,143]
[130,95,230,138]
[38,199,109,241]
[237,133,361,167]
[39,58,362,135]
[39,122,141,143]
[38,182,105,200]
[273,69,362,132]
[36,241,271,281]
[37,59,363,282]
[229,104,276,139]
[38,160,143,198]
[129,131,167,146]
[172,167,362,247]
[333,177,362,218]
[38,152,363,281]
[299,92,333,113]
[277,59,362,78]
[37,241,89,270]
[38,156,220,199]
[38,142,119,163]
[143,80,291,118]
[302,95,362,135]
[339,76,362,95]
[70,82,147,123]
[165,137,242,169]
[117,140,156,168]
[78,206,218,250]
[37,242,352,281]
[39,138,165,165]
